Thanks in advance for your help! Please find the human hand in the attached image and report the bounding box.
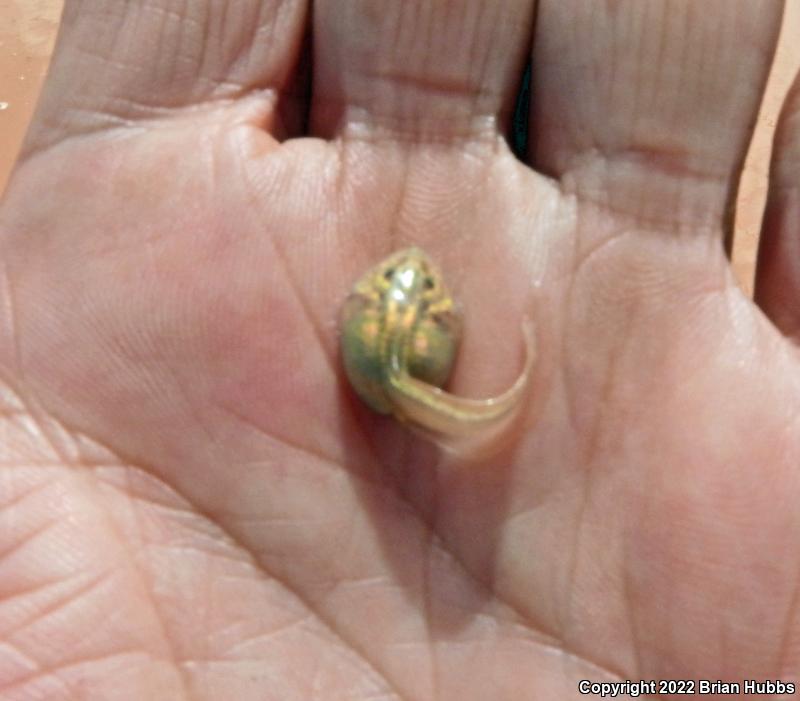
[0,1,796,698]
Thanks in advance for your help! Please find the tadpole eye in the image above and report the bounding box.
[424,277,435,290]
[383,267,395,280]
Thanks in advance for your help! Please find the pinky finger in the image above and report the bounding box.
[755,67,800,337]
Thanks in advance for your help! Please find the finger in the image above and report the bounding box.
[311,0,535,142]
[529,0,783,234]
[755,69,800,336]
[24,0,309,156]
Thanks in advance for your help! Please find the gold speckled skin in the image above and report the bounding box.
[340,247,533,440]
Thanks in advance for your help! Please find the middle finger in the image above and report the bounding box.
[311,0,536,144]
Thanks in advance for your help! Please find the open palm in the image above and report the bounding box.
[2,1,799,698]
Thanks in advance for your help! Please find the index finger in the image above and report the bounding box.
[22,0,309,158]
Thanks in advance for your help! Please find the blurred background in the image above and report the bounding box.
[2,0,800,293]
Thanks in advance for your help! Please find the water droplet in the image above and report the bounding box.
[0,103,8,111]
